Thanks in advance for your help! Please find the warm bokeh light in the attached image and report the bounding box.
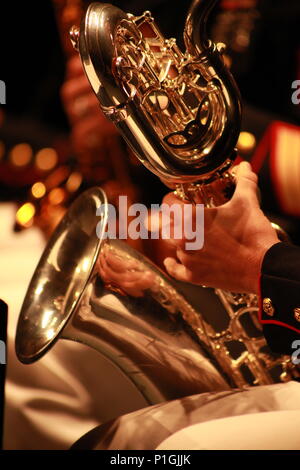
[31,182,46,199]
[16,203,36,227]
[237,131,256,153]
[35,148,58,171]
[45,166,69,189]
[48,188,65,205]
[10,143,32,167]
[66,172,82,192]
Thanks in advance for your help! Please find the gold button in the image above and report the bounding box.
[294,308,300,322]
[263,298,274,317]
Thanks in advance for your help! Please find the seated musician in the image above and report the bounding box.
[72,161,300,451]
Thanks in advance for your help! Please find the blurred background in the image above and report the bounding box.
[0,0,299,449]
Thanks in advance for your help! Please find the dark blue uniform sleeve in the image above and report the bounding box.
[259,242,300,355]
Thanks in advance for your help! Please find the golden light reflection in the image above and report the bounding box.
[10,143,32,167]
[237,132,256,154]
[82,257,90,273]
[46,328,55,340]
[35,285,44,296]
[35,148,58,171]
[41,310,53,329]
[31,182,46,199]
[16,203,35,227]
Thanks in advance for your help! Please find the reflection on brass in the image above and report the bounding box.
[72,1,298,385]
[73,2,241,184]
[263,298,274,317]
[16,0,299,410]
[16,188,230,404]
[270,222,290,243]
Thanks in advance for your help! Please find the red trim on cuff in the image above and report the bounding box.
[260,319,300,335]
[259,270,300,333]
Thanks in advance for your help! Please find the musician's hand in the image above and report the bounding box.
[61,56,118,155]
[163,162,279,294]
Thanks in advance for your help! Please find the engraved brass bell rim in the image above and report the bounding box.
[15,187,108,364]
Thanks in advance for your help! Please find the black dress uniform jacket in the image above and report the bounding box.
[260,242,300,355]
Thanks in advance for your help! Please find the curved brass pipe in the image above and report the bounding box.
[184,0,218,52]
